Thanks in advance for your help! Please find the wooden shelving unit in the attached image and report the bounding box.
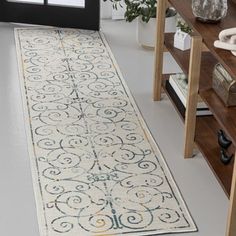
[154,0,236,235]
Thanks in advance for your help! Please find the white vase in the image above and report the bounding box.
[137,14,176,48]
[101,0,112,19]
[112,0,126,20]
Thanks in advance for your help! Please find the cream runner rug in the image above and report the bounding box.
[15,28,197,236]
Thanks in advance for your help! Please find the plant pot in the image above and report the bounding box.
[137,14,176,48]
[101,0,112,19]
[112,0,125,20]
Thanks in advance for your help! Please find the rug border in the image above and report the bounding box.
[14,27,47,236]
[13,27,198,235]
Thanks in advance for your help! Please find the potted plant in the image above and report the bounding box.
[126,0,176,47]
[103,0,177,48]
[174,19,192,51]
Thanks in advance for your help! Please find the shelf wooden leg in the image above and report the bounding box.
[184,35,202,158]
[226,152,236,236]
[153,0,167,101]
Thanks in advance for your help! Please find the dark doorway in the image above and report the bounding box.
[0,0,100,30]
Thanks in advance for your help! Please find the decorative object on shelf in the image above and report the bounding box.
[192,0,228,23]
[212,63,236,107]
[217,129,232,149]
[168,73,212,116]
[174,19,192,51]
[217,129,233,165]
[220,149,233,165]
[214,28,236,56]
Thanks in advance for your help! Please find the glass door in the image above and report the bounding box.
[0,0,100,30]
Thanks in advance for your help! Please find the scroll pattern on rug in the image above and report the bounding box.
[15,28,197,236]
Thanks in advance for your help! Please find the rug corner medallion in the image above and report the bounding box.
[14,27,197,236]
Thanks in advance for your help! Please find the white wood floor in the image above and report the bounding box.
[0,20,229,236]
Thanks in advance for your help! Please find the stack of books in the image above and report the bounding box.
[165,73,212,117]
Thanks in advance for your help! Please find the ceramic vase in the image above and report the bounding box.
[137,14,176,48]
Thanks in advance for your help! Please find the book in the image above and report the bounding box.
[169,73,208,109]
[166,74,212,117]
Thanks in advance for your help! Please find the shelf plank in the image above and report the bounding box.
[195,116,234,197]
[168,0,236,79]
[164,33,236,147]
